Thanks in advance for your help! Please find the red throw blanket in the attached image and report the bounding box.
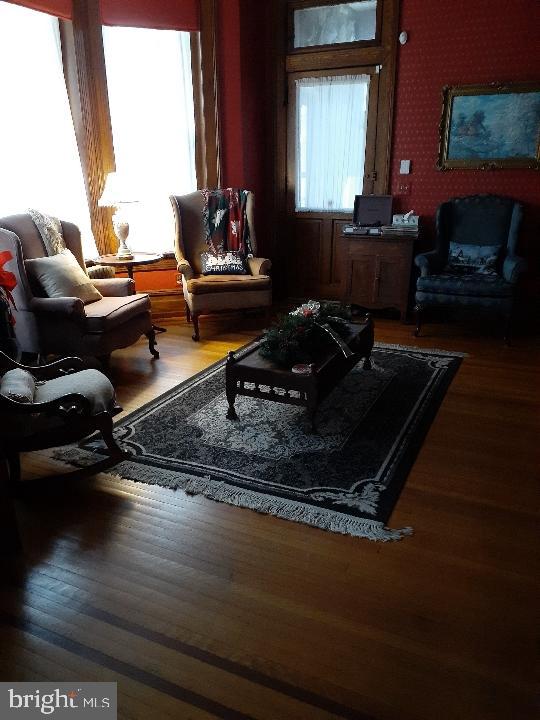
[202,188,253,256]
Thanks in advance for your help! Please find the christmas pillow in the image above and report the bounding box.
[200,251,248,275]
[446,242,500,275]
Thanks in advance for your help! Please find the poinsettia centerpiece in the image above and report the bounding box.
[259,300,352,368]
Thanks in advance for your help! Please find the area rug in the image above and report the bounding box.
[54,342,463,542]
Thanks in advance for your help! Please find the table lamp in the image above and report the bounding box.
[98,172,138,260]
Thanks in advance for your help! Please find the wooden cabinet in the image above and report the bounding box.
[341,234,415,321]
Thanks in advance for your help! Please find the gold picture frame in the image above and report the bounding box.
[437,82,540,171]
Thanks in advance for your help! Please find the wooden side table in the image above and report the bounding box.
[95,252,163,280]
[340,233,416,321]
[96,253,166,333]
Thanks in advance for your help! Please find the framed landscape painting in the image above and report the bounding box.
[437,82,540,170]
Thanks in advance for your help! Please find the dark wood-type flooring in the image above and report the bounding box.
[1,313,539,720]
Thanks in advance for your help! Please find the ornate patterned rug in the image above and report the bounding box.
[55,343,463,542]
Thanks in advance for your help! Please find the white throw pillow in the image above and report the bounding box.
[25,249,102,305]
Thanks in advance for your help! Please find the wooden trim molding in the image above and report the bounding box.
[279,0,399,197]
[193,0,221,189]
[115,258,177,274]
[148,288,185,323]
[373,0,399,195]
[276,0,400,299]
[61,0,116,255]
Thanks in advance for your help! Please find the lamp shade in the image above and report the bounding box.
[98,172,138,207]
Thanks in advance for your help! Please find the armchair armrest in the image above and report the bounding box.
[503,255,527,284]
[92,277,135,296]
[177,259,194,280]
[0,391,92,417]
[86,264,115,280]
[30,296,85,323]
[414,250,447,277]
[0,351,83,379]
[247,257,272,276]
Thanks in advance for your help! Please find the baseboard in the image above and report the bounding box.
[148,288,186,324]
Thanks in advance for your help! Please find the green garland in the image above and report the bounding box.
[259,302,352,368]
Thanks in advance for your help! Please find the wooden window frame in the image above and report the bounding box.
[60,0,221,255]
[286,65,380,217]
[288,0,383,56]
[192,0,221,190]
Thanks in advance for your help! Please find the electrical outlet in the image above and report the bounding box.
[397,181,411,195]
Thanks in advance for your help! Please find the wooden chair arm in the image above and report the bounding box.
[0,350,84,379]
[0,391,93,418]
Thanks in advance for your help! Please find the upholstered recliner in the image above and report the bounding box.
[0,215,159,359]
[414,195,526,341]
[170,191,272,341]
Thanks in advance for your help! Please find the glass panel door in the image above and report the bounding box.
[287,66,378,299]
[295,73,371,212]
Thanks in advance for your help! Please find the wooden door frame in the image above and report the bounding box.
[278,0,399,197]
[286,65,380,218]
[274,0,400,298]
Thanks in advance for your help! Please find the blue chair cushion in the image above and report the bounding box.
[417,273,513,298]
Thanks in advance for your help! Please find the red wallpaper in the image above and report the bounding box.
[390,0,540,261]
[216,0,270,253]
[217,0,245,189]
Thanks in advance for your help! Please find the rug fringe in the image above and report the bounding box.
[52,448,413,542]
[375,342,467,357]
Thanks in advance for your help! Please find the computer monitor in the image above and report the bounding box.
[353,195,393,227]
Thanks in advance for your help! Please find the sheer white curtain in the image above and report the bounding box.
[0,2,96,257]
[296,74,370,212]
[102,26,197,253]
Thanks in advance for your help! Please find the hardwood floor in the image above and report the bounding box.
[1,313,539,720]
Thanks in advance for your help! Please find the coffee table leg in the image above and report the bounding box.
[306,388,318,433]
[226,385,238,420]
[225,352,238,420]
[363,354,372,370]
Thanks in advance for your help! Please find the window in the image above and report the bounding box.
[295,74,370,211]
[102,26,197,253]
[293,1,377,49]
[0,2,95,257]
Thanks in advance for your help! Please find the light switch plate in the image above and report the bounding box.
[399,160,411,174]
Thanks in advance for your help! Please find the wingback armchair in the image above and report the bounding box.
[414,195,526,341]
[170,191,272,341]
[0,215,158,359]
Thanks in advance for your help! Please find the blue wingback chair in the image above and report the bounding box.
[414,194,527,341]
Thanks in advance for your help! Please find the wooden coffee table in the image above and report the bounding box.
[225,314,374,432]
